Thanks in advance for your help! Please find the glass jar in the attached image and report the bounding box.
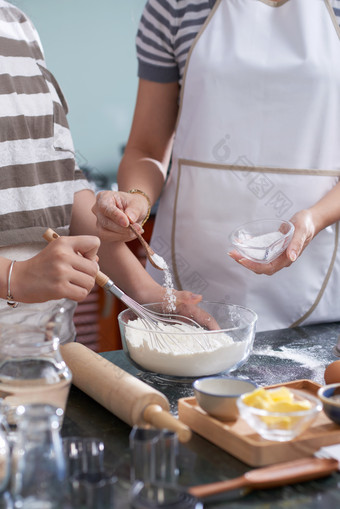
[0,409,10,495]
[0,306,72,436]
[11,404,67,509]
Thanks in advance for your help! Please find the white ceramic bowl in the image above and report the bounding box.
[237,388,322,442]
[118,302,257,379]
[229,219,294,263]
[193,376,258,421]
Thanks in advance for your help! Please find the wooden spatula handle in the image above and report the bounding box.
[189,475,247,498]
[43,228,60,243]
[245,457,339,488]
[189,457,339,499]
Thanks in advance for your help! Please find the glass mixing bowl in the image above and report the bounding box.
[229,219,294,263]
[118,302,257,380]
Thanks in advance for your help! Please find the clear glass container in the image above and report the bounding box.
[0,306,72,436]
[229,219,295,263]
[0,409,10,494]
[118,302,257,380]
[11,404,66,509]
[237,388,322,441]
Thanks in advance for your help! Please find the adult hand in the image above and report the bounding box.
[91,190,149,242]
[228,209,316,275]
[174,290,220,330]
[11,235,100,303]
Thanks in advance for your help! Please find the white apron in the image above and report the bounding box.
[148,0,340,332]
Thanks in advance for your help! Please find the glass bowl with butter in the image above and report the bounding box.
[237,386,322,442]
[229,219,294,263]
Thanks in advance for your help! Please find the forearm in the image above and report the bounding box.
[69,189,97,236]
[309,180,340,235]
[98,240,165,303]
[117,148,168,207]
[117,79,179,207]
[71,189,165,302]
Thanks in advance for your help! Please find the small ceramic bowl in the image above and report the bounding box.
[318,384,340,425]
[193,376,257,421]
[237,388,322,442]
[229,219,294,264]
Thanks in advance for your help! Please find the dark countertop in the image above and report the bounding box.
[62,322,340,508]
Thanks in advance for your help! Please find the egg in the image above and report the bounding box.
[324,360,340,385]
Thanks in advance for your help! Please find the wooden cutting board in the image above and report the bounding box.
[178,379,340,467]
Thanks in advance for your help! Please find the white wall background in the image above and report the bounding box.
[11,0,145,186]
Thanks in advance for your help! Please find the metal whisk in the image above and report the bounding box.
[43,229,208,351]
[96,272,211,352]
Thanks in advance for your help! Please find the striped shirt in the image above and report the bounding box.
[137,0,340,85]
[0,0,91,249]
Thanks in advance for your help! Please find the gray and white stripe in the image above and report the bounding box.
[137,0,216,84]
[137,0,340,85]
[0,0,90,245]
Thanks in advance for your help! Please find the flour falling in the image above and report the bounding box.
[151,253,176,312]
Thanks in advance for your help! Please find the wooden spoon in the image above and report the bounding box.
[188,457,339,499]
[129,224,165,271]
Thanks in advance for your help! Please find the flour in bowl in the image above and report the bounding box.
[125,318,249,377]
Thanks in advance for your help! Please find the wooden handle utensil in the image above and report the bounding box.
[188,456,339,499]
[42,229,115,291]
[60,342,191,442]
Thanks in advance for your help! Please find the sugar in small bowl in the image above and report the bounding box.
[229,219,294,264]
[193,376,257,421]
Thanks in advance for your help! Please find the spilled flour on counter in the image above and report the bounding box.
[125,318,248,377]
[254,346,321,369]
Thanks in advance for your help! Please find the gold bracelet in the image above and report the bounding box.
[128,189,152,227]
[6,260,18,308]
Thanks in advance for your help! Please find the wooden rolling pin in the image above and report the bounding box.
[60,342,191,443]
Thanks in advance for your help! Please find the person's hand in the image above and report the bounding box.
[91,190,149,242]
[174,290,220,330]
[228,209,316,275]
[11,235,100,303]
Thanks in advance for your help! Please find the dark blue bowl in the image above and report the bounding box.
[318,384,340,425]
